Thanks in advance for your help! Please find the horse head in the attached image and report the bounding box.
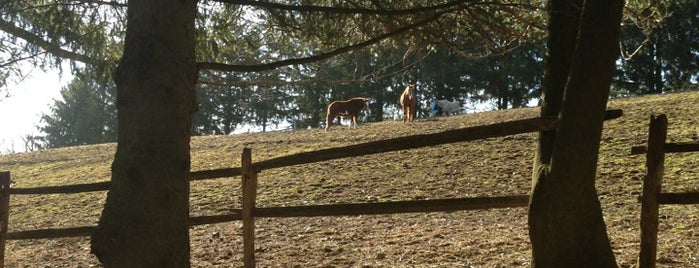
[406,84,416,97]
[358,97,370,109]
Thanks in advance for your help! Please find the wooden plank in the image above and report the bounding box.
[255,116,558,172]
[254,195,530,218]
[189,212,242,226]
[0,172,10,268]
[631,142,699,155]
[8,168,241,195]
[9,181,110,195]
[5,226,94,240]
[254,110,622,172]
[639,114,667,268]
[631,146,647,155]
[4,212,245,240]
[604,108,624,120]
[664,142,699,153]
[189,168,241,181]
[241,148,257,268]
[658,192,699,205]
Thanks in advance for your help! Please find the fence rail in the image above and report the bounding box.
[254,195,530,218]
[7,168,243,195]
[0,110,624,267]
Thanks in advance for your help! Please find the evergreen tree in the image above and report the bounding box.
[193,72,247,135]
[615,1,699,96]
[38,68,116,148]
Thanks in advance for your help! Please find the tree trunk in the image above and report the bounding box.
[91,0,198,267]
[529,0,624,267]
[652,34,663,94]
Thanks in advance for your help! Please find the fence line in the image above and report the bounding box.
[0,110,624,267]
[253,109,622,172]
[633,114,699,268]
[6,109,624,196]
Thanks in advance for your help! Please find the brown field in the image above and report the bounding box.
[1,91,698,267]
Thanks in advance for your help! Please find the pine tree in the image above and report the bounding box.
[38,68,116,148]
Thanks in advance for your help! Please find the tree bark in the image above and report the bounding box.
[90,0,198,267]
[529,0,624,267]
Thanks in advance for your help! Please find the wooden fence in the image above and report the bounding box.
[0,110,623,267]
[632,114,699,268]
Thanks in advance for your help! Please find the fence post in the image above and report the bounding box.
[0,172,10,268]
[241,148,257,268]
[638,114,667,268]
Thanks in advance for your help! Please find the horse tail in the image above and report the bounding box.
[325,102,334,131]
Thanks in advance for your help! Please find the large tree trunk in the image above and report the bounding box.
[90,0,198,266]
[529,0,624,267]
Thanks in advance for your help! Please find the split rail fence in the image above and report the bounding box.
[0,110,623,267]
[632,114,699,268]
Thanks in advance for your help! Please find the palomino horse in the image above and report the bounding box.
[325,97,370,131]
[399,84,417,122]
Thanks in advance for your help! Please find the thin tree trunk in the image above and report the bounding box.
[653,34,663,94]
[529,0,624,267]
[91,0,198,266]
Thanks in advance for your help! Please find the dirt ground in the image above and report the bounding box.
[0,91,698,267]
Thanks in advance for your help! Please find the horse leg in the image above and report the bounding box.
[412,104,416,122]
[402,106,408,122]
[325,112,333,132]
[410,103,416,122]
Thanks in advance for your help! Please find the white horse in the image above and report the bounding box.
[436,99,461,115]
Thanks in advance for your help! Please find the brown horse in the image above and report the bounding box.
[399,84,417,122]
[325,97,370,131]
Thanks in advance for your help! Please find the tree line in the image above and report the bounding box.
[24,1,697,150]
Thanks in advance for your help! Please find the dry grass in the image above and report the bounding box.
[0,91,698,267]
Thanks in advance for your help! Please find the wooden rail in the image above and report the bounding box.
[254,195,530,218]
[254,109,622,172]
[0,110,624,267]
[7,168,242,195]
[5,109,623,196]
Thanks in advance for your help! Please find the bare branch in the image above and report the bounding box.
[198,10,448,73]
[199,48,432,87]
[619,38,650,61]
[0,51,47,69]
[0,18,105,66]
[444,40,523,60]
[211,0,474,15]
[24,0,127,9]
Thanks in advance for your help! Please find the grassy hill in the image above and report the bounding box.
[1,91,698,267]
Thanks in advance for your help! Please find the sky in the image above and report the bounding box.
[0,70,68,154]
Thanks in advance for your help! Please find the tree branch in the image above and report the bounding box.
[198,11,448,72]
[444,40,524,60]
[0,51,47,69]
[0,18,105,66]
[199,49,431,87]
[211,0,475,15]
